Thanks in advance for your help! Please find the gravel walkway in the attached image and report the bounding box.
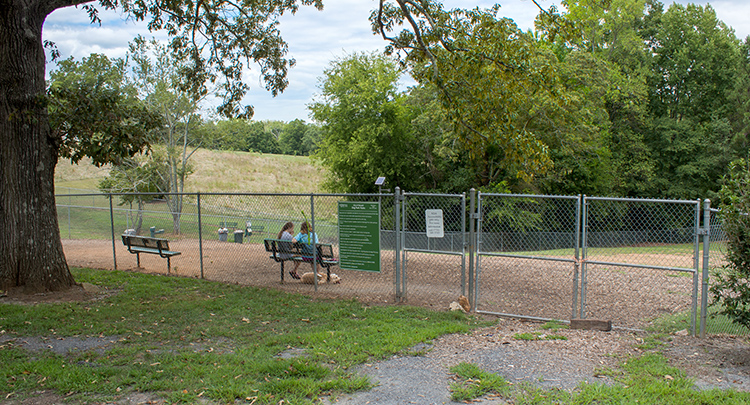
[325,317,750,405]
[325,318,631,405]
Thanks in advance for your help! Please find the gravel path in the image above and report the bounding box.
[325,318,750,405]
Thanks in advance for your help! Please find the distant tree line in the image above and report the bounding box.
[199,118,320,156]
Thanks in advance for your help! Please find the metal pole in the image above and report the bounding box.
[580,195,589,318]
[700,199,711,338]
[401,190,408,302]
[691,199,701,336]
[468,188,476,310]
[460,192,466,297]
[394,187,401,301]
[198,193,204,279]
[312,194,319,290]
[572,195,582,319]
[109,194,117,270]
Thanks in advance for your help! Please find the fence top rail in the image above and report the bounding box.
[403,192,465,198]
[57,191,395,198]
[585,196,701,205]
[480,192,580,200]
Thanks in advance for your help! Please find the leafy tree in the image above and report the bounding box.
[310,52,423,193]
[643,3,742,199]
[127,37,205,234]
[48,54,162,166]
[301,124,322,155]
[727,38,750,155]
[374,2,606,188]
[646,3,739,122]
[1,0,321,292]
[98,156,168,235]
[279,119,310,155]
[711,159,750,329]
[404,84,474,193]
[537,0,655,197]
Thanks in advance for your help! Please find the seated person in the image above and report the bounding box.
[291,221,319,278]
[276,222,298,278]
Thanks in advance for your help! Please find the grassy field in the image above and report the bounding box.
[54,149,327,194]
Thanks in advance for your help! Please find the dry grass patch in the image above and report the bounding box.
[54,149,326,194]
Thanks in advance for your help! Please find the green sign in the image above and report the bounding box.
[338,201,381,272]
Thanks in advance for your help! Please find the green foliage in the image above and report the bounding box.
[279,119,318,156]
[47,54,163,167]
[646,3,739,122]
[711,159,750,329]
[378,4,554,184]
[203,119,281,153]
[310,52,426,193]
[69,0,324,118]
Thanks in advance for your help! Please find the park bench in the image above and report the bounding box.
[219,221,238,230]
[121,234,181,273]
[244,224,264,237]
[263,239,338,283]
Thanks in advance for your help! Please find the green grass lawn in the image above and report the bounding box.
[2,268,749,404]
[1,268,487,404]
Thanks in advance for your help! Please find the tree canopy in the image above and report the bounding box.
[0,0,323,292]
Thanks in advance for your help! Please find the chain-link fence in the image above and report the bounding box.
[699,206,750,336]
[475,193,580,322]
[581,197,700,331]
[56,190,742,336]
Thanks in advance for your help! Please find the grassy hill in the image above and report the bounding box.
[54,149,327,194]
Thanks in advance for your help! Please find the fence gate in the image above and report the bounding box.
[395,191,468,306]
[474,193,581,321]
[581,197,700,332]
[474,193,701,332]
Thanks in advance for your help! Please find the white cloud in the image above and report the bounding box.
[44,0,750,123]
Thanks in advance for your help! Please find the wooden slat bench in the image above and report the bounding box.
[121,235,181,273]
[219,221,238,230]
[263,239,338,283]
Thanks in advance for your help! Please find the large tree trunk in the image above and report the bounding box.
[0,1,76,292]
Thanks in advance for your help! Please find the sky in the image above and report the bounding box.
[44,0,750,123]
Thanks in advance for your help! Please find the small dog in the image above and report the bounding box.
[300,272,341,284]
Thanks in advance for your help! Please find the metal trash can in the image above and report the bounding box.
[218,228,228,242]
[234,230,244,243]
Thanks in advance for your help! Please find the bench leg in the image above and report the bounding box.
[136,253,141,268]
[167,257,171,274]
[280,261,285,283]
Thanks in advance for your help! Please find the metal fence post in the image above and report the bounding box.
[571,195,582,319]
[461,192,467,298]
[394,187,405,301]
[580,195,589,319]
[198,193,204,279]
[400,189,408,302]
[691,199,701,336]
[700,199,711,338]
[109,194,117,270]
[468,188,476,310]
[310,194,318,291]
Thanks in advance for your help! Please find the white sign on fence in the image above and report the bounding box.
[425,209,444,238]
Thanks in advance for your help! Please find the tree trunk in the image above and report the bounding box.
[0,1,77,292]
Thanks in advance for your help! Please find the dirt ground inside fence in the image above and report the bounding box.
[61,238,698,329]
